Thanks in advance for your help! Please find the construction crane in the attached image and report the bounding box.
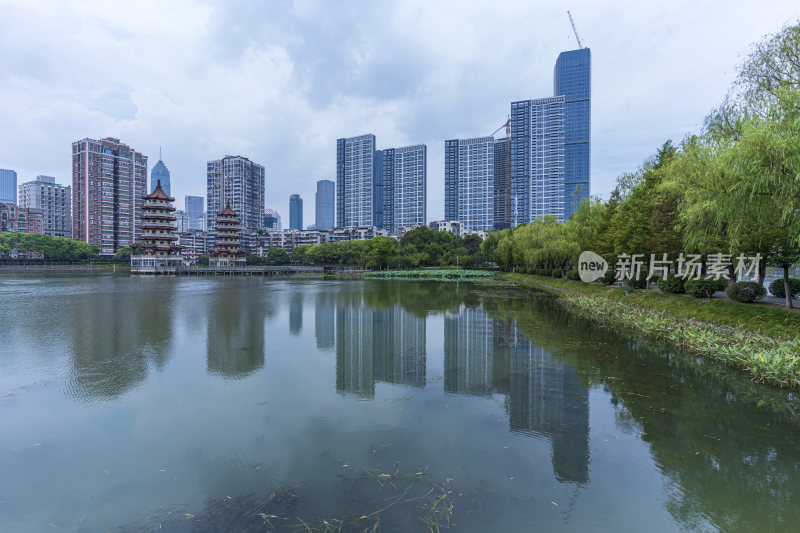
[567,10,584,49]
[490,117,512,229]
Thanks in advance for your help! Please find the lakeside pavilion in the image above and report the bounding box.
[210,202,246,268]
[131,179,183,273]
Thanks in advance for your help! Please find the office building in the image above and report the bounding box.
[510,97,566,224]
[72,137,148,255]
[377,145,427,235]
[289,194,303,230]
[0,169,17,204]
[337,134,375,227]
[264,207,281,231]
[151,149,171,197]
[554,48,591,219]
[174,209,190,232]
[206,155,265,233]
[315,179,335,231]
[444,137,494,232]
[18,175,72,238]
[185,195,204,230]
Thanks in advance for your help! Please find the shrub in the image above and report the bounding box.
[685,279,712,298]
[625,276,647,290]
[768,277,800,298]
[567,269,580,281]
[551,268,562,278]
[656,274,686,294]
[601,269,617,285]
[726,281,767,303]
[711,277,729,292]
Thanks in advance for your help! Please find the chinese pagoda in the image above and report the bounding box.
[210,202,246,268]
[131,179,183,273]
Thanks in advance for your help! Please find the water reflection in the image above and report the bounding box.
[289,291,303,335]
[66,280,174,400]
[335,289,426,398]
[206,289,266,379]
[444,304,590,484]
[315,292,335,350]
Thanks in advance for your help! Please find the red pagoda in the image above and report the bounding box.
[210,202,246,268]
[131,179,183,273]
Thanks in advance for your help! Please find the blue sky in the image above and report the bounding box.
[1,0,798,224]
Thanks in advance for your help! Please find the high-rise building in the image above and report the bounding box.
[0,169,18,204]
[510,96,566,224]
[151,149,171,197]
[264,208,281,231]
[315,180,335,231]
[18,175,72,238]
[174,209,190,232]
[554,48,591,219]
[337,134,375,228]
[444,137,494,232]
[377,145,427,235]
[206,155,265,233]
[185,195,204,230]
[289,194,303,230]
[493,138,510,230]
[72,137,148,255]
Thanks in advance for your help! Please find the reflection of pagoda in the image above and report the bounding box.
[210,202,246,268]
[131,179,183,273]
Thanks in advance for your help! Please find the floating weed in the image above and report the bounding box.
[110,462,460,533]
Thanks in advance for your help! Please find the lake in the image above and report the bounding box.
[1,275,798,532]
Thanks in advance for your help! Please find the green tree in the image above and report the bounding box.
[266,246,290,264]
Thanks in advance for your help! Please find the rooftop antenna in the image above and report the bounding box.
[567,10,584,49]
[159,146,162,160]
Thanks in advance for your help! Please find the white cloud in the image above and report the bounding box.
[0,0,798,223]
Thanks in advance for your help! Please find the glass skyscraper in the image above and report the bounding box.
[444,137,494,232]
[511,96,566,223]
[554,48,591,219]
[0,169,17,204]
[185,195,204,231]
[289,194,303,230]
[151,149,171,197]
[376,144,427,235]
[315,180,335,231]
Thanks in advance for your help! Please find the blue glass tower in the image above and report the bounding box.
[0,169,17,204]
[315,180,335,231]
[289,194,303,230]
[151,149,171,197]
[554,48,591,219]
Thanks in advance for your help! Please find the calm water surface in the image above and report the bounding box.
[1,275,799,532]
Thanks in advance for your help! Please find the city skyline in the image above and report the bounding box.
[3,2,797,226]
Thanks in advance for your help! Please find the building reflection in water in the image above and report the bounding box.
[289,291,303,335]
[315,292,335,350]
[206,290,266,380]
[334,290,426,398]
[66,281,175,401]
[444,305,589,484]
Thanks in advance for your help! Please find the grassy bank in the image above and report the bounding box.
[503,273,800,389]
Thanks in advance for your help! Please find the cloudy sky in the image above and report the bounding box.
[1,0,798,225]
